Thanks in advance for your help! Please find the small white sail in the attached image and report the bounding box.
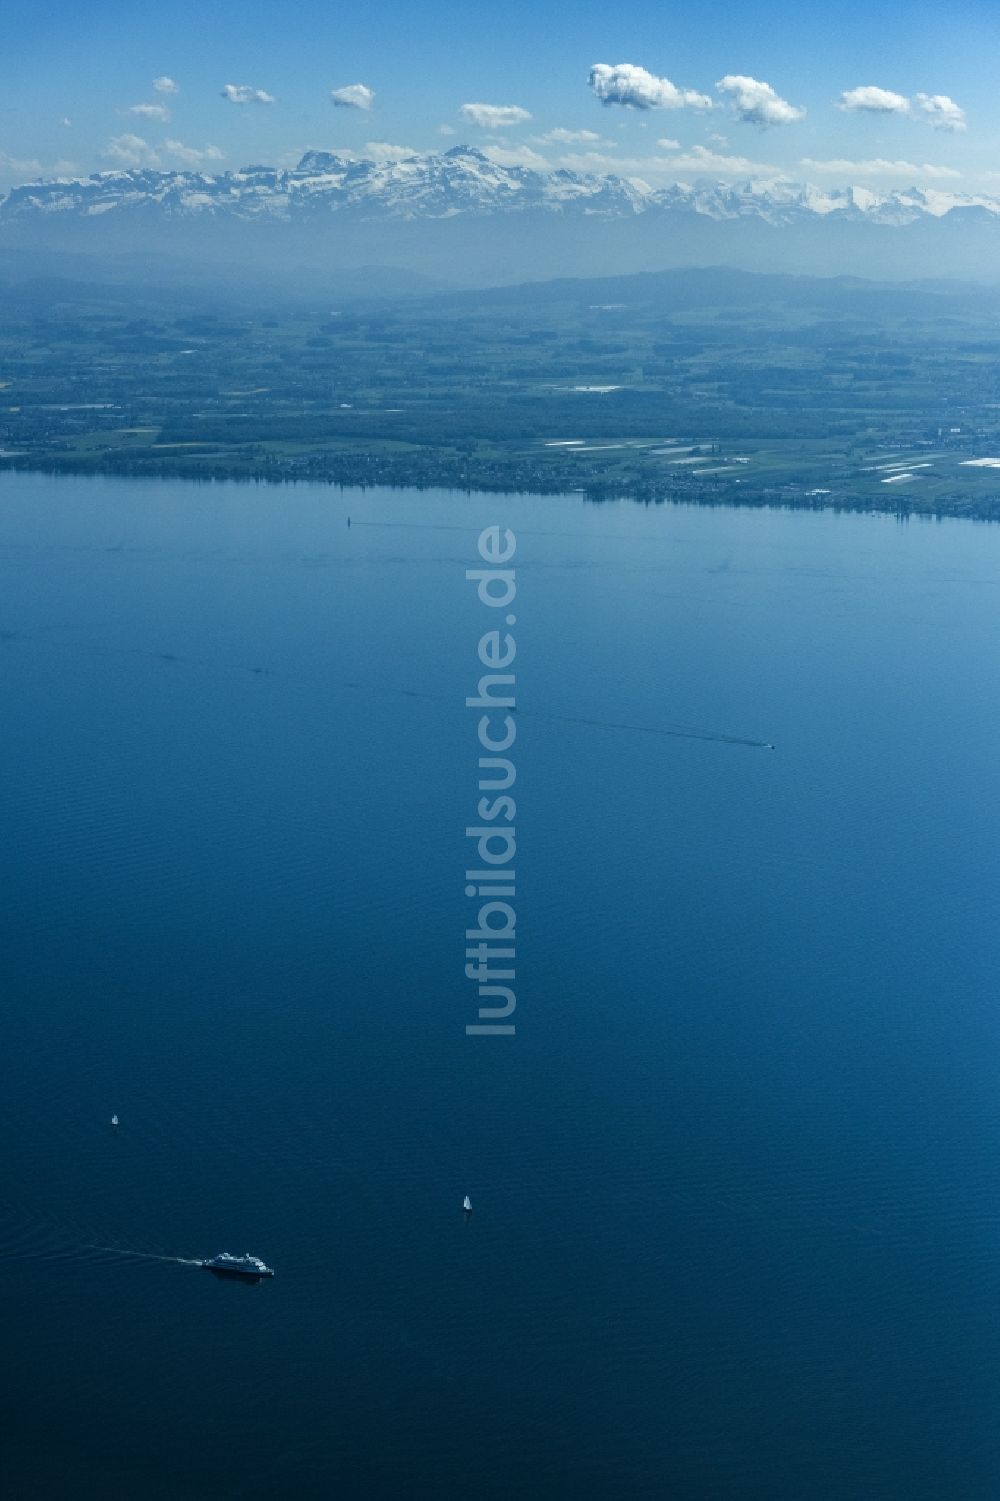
[111,1114,119,1127]
[463,1195,472,1212]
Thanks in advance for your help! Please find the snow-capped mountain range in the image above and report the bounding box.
[3,145,999,228]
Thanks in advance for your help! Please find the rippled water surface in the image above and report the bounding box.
[1,473,999,1498]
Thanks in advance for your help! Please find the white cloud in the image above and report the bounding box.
[437,123,456,136]
[536,127,607,144]
[838,85,910,116]
[0,154,41,176]
[836,86,965,131]
[60,117,72,128]
[558,144,781,177]
[163,139,224,166]
[460,102,532,129]
[716,75,805,126]
[916,93,966,132]
[153,76,179,95]
[589,63,711,112]
[656,137,681,149]
[221,84,276,105]
[331,83,374,111]
[364,141,418,161]
[127,102,171,121]
[801,156,961,179]
[102,133,160,168]
[0,152,77,179]
[558,150,640,173]
[103,134,224,173]
[482,143,550,170]
[672,143,781,173]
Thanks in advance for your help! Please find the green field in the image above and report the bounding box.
[3,267,1000,516]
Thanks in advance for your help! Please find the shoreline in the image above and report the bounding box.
[4,452,999,524]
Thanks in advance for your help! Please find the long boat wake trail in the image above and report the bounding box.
[86,1247,204,1268]
[335,679,774,748]
[0,1202,202,1270]
[517,707,774,748]
[0,630,774,749]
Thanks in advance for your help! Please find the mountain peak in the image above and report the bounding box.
[442,144,491,162]
[295,149,352,173]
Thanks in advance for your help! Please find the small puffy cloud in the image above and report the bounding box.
[589,62,711,112]
[482,142,549,170]
[558,143,781,177]
[221,83,275,105]
[838,85,910,116]
[437,123,456,136]
[127,102,171,121]
[164,139,224,166]
[716,74,805,126]
[536,127,606,144]
[672,143,782,173]
[331,83,374,111]
[460,102,532,129]
[916,93,966,132]
[153,76,179,95]
[60,117,72,128]
[801,156,961,180]
[656,137,681,149]
[364,141,418,161]
[0,152,76,179]
[558,150,649,173]
[105,134,224,173]
[102,133,160,168]
[0,153,41,176]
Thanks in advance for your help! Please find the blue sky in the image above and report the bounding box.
[3,0,1000,191]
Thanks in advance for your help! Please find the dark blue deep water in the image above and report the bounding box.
[2,472,1000,1499]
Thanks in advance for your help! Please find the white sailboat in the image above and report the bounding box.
[462,1195,472,1213]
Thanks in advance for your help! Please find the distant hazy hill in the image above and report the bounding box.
[429,264,1000,314]
[3,145,1000,287]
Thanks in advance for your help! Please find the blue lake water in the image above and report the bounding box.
[1,471,999,1498]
